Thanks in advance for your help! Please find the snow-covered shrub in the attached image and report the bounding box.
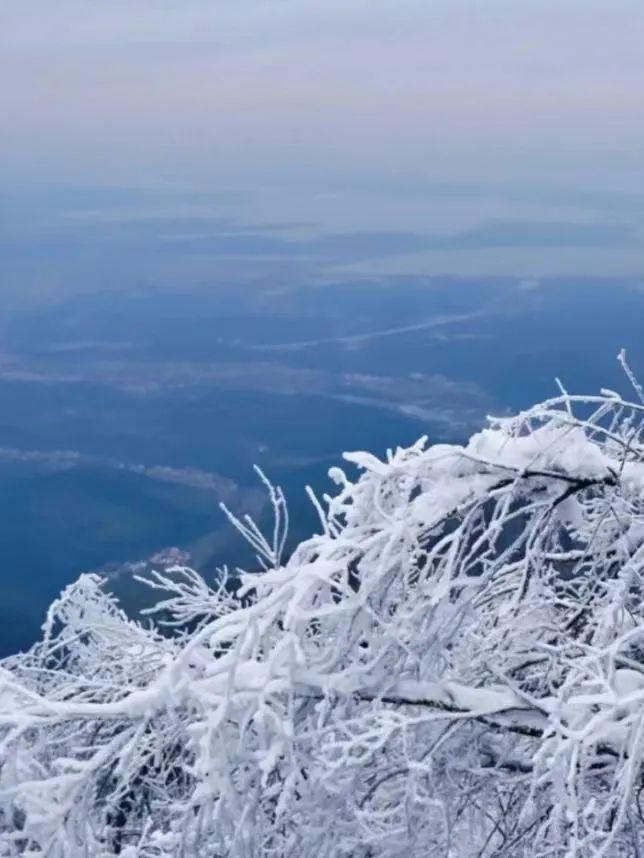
[3,364,644,856]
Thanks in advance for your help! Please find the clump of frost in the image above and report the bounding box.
[2,362,644,856]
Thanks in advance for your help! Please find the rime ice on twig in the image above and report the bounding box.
[2,364,644,855]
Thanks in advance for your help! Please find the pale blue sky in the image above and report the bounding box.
[3,1,643,186]
[2,0,644,275]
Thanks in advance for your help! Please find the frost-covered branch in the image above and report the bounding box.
[3,375,644,855]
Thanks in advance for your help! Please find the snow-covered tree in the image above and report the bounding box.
[3,361,644,856]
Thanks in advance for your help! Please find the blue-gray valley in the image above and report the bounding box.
[1,183,643,654]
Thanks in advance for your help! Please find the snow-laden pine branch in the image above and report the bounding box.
[3,378,644,856]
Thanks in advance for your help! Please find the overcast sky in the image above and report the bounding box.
[3,0,643,192]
